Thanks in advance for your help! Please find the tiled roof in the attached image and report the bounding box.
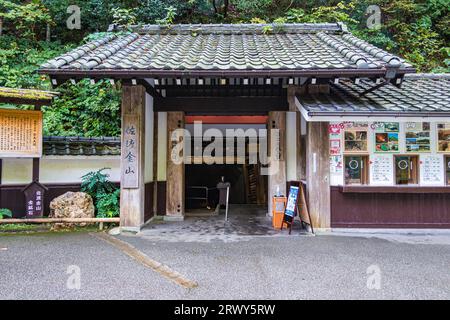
[43,136,120,156]
[40,23,413,78]
[298,74,450,117]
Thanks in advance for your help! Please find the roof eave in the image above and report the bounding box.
[38,67,417,79]
[306,111,450,118]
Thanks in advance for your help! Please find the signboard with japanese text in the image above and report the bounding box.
[121,115,139,188]
[420,154,444,185]
[23,181,47,218]
[370,154,394,185]
[0,109,43,158]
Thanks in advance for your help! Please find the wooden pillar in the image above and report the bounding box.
[267,111,286,215]
[120,84,146,231]
[166,111,185,220]
[287,86,306,181]
[152,111,158,215]
[306,121,330,230]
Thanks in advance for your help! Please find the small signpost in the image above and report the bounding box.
[281,185,299,234]
[22,181,48,218]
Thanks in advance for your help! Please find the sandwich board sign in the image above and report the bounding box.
[281,185,299,234]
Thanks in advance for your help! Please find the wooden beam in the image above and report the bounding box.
[0,97,52,106]
[0,218,120,224]
[185,115,268,124]
[166,111,185,219]
[120,84,146,230]
[154,97,288,113]
[306,121,330,229]
[137,79,162,98]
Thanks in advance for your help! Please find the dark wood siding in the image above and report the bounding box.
[331,186,450,228]
[144,182,154,222]
[1,182,158,221]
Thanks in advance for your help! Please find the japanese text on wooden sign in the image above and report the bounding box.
[0,109,43,158]
[121,115,139,188]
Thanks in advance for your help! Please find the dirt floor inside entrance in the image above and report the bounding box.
[140,205,308,242]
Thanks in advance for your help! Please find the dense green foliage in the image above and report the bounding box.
[0,0,448,137]
[80,168,120,217]
[0,208,13,219]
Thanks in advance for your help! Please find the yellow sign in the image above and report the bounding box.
[0,109,43,158]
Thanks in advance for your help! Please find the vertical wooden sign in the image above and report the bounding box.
[122,115,140,188]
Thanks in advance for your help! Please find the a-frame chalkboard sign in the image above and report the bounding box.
[280,185,299,235]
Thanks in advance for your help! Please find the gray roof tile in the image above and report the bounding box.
[40,23,412,74]
[43,136,120,156]
[299,74,450,116]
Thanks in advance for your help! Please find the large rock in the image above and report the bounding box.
[49,192,95,219]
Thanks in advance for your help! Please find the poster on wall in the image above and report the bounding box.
[405,122,431,152]
[420,155,444,185]
[330,155,343,174]
[343,122,368,153]
[373,122,399,153]
[370,154,394,185]
[329,123,342,155]
[437,123,450,152]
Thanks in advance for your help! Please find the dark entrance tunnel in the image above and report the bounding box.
[185,164,267,210]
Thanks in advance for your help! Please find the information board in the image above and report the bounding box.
[0,109,43,158]
[420,155,444,185]
[370,154,394,185]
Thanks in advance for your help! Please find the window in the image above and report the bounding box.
[344,155,369,185]
[395,155,419,185]
[437,123,450,152]
[446,156,450,185]
[405,122,431,153]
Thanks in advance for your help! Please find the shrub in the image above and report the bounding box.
[0,208,13,219]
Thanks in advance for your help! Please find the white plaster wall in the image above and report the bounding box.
[144,91,154,183]
[39,156,120,183]
[1,158,33,184]
[157,112,167,181]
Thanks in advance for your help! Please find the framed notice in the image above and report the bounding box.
[343,122,368,153]
[405,122,431,153]
[420,154,444,185]
[373,122,399,153]
[437,123,450,153]
[0,109,43,158]
[370,154,394,185]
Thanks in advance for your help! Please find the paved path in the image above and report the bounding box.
[0,228,448,299]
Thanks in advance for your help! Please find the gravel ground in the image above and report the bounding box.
[0,229,448,300]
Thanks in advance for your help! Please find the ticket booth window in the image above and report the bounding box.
[344,155,369,185]
[446,156,450,185]
[395,155,419,185]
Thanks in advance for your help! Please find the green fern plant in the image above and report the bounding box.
[0,208,13,219]
[96,189,120,218]
[81,168,116,200]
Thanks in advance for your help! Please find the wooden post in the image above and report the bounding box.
[153,111,158,215]
[120,84,146,231]
[166,111,185,220]
[0,159,2,209]
[267,111,286,216]
[287,86,306,181]
[306,121,330,230]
